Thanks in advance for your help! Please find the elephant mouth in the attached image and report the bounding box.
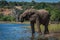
[20,20,24,22]
[19,18,24,22]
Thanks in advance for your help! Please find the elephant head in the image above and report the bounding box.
[19,9,38,22]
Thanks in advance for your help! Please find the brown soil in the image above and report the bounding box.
[44,32,60,38]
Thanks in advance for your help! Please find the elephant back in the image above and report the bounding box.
[38,9,49,14]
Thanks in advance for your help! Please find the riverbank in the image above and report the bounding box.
[0,21,60,32]
[0,21,30,24]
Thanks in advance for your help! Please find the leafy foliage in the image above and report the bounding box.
[0,0,60,21]
[0,14,15,21]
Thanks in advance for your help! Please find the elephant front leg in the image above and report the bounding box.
[36,20,42,40]
[30,21,35,40]
[36,20,41,35]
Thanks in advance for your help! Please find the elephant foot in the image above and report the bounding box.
[40,32,42,34]
[37,38,41,40]
[31,37,34,40]
[44,31,49,34]
[31,34,35,40]
[37,31,42,35]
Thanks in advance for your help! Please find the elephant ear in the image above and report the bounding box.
[21,9,37,18]
[22,9,29,17]
[28,9,37,16]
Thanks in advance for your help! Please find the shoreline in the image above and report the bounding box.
[0,21,30,24]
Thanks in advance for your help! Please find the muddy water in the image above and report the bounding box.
[0,23,59,40]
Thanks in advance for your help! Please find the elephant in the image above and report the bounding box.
[19,9,50,39]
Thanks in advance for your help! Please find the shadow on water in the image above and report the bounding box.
[0,23,59,40]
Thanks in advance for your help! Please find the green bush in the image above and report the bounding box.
[3,16,15,21]
[0,14,15,21]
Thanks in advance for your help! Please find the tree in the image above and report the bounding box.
[50,7,60,21]
[2,15,15,21]
[31,0,36,6]
[0,13,4,21]
[0,0,8,7]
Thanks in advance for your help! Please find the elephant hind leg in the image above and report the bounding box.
[44,24,49,34]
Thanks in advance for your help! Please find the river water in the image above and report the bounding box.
[0,23,32,40]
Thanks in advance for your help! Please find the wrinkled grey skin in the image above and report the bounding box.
[19,9,50,39]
